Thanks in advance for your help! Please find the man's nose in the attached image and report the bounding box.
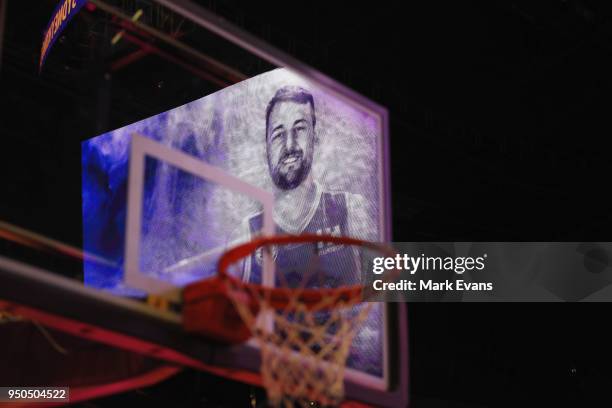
[286,131,297,150]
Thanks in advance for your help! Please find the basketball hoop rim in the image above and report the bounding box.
[217,234,397,309]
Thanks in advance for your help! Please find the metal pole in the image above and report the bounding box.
[87,0,246,83]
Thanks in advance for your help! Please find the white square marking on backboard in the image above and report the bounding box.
[124,132,275,302]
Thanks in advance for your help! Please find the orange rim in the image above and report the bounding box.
[217,234,396,309]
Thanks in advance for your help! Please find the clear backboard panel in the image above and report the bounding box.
[71,1,405,404]
[82,66,397,397]
[3,0,404,406]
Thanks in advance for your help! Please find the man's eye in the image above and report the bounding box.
[295,126,306,132]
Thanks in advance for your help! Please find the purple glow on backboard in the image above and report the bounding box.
[81,67,395,400]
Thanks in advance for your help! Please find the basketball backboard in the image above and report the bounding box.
[2,0,407,404]
[81,66,404,405]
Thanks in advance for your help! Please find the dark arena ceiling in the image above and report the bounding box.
[2,1,612,406]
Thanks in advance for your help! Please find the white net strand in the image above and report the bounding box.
[227,273,372,407]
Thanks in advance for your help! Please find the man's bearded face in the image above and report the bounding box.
[266,100,315,190]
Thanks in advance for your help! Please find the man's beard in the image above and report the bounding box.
[269,148,312,190]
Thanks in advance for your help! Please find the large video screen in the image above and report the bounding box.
[82,68,389,385]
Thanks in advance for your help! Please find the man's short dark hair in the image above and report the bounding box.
[265,86,316,136]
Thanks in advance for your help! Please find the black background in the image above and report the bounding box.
[2,0,612,406]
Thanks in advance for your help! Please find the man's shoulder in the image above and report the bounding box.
[228,211,264,244]
[241,210,264,232]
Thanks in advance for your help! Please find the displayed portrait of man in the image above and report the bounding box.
[82,68,386,378]
[235,85,376,286]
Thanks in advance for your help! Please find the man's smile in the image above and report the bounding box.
[281,153,302,165]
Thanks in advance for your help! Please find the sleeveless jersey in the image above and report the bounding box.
[244,190,360,288]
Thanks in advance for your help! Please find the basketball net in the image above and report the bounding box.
[217,234,394,407]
